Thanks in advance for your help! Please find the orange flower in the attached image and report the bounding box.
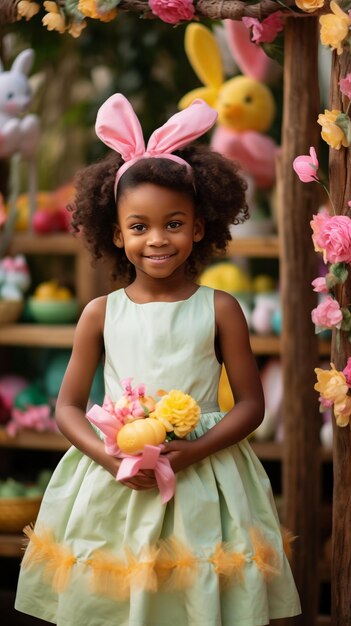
[17,0,40,20]
[295,0,324,13]
[68,20,87,38]
[78,0,117,21]
[317,109,349,149]
[42,1,66,34]
[320,1,351,55]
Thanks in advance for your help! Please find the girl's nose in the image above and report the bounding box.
[146,230,168,246]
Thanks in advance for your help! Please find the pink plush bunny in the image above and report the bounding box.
[211,22,280,190]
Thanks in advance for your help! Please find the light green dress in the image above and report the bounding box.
[15,286,300,626]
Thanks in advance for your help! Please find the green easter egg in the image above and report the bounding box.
[14,384,48,409]
[0,478,26,498]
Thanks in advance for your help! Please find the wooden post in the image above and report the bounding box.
[329,50,351,626]
[276,18,320,625]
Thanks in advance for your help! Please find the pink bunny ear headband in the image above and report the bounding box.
[95,93,218,197]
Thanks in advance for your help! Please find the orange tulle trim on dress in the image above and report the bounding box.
[21,525,293,599]
[22,525,77,593]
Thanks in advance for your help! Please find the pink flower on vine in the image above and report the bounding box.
[312,276,328,293]
[293,146,319,183]
[148,0,195,24]
[314,215,351,264]
[242,11,283,44]
[311,296,343,330]
[339,73,351,100]
[342,357,351,386]
[310,209,331,254]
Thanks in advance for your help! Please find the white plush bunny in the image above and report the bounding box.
[0,48,40,160]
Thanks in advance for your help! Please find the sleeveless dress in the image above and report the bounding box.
[15,286,301,626]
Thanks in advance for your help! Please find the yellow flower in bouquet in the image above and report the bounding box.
[151,390,200,438]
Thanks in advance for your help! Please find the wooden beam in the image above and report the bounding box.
[277,18,320,625]
[329,50,351,626]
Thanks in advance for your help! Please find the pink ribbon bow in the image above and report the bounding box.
[86,403,176,504]
[117,445,176,504]
[95,93,218,194]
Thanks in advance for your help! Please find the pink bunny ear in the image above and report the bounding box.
[95,93,218,196]
[147,99,218,155]
[224,20,279,83]
[95,93,145,161]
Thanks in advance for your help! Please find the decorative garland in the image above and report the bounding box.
[3,0,335,36]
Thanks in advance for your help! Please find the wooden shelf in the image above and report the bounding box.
[0,428,69,451]
[227,236,280,258]
[0,534,25,558]
[249,335,331,356]
[10,232,80,255]
[0,323,76,347]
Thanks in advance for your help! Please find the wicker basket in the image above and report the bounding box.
[0,496,42,533]
[0,300,24,324]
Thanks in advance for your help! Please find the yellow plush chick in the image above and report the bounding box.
[179,24,275,135]
[217,76,275,133]
[199,263,252,294]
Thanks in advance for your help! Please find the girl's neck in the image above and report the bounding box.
[125,273,198,304]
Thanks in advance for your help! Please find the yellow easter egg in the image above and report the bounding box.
[218,366,235,413]
[55,287,73,300]
[252,275,276,293]
[33,280,59,299]
[199,263,252,293]
[117,418,166,455]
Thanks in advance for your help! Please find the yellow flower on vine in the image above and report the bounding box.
[319,1,351,55]
[17,0,40,20]
[295,0,324,14]
[334,394,351,427]
[78,0,117,22]
[314,364,349,403]
[317,109,349,149]
[42,1,66,34]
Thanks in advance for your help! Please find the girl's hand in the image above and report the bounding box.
[119,469,158,491]
[106,456,157,491]
[160,439,202,473]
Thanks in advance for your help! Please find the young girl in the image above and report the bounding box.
[15,94,300,626]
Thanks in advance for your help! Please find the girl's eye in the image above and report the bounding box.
[131,224,146,232]
[167,221,182,229]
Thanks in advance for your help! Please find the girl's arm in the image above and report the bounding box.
[162,289,265,472]
[56,297,156,490]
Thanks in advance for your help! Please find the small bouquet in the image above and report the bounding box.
[86,378,200,503]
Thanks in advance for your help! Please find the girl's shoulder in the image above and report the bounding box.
[213,289,248,326]
[78,295,108,332]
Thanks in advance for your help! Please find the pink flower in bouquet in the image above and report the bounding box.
[314,214,351,264]
[115,378,156,421]
[148,0,195,24]
[342,357,351,385]
[242,12,283,44]
[311,296,343,330]
[339,73,351,99]
[293,146,319,183]
[312,276,328,293]
[310,209,331,254]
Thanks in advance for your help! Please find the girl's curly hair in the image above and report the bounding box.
[70,143,248,280]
